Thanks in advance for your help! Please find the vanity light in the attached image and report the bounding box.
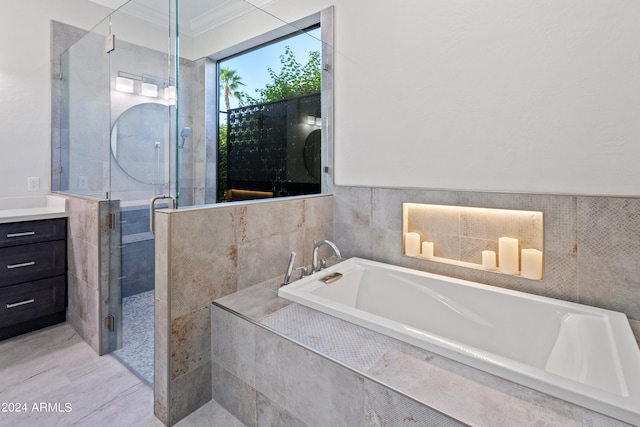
[315,117,322,126]
[140,82,158,97]
[164,85,176,100]
[306,115,315,125]
[115,76,134,93]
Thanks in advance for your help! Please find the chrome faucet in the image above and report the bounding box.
[282,252,297,287]
[311,239,342,274]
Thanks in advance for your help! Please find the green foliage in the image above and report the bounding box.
[217,124,228,202]
[245,47,321,104]
[219,67,245,111]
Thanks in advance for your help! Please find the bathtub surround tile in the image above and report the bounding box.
[367,349,582,427]
[170,362,212,426]
[211,305,256,386]
[215,285,292,320]
[173,398,245,427]
[256,391,308,427]
[212,361,257,427]
[216,283,634,427]
[261,303,399,372]
[255,326,365,427]
[335,187,585,312]
[364,379,466,427]
[577,197,640,320]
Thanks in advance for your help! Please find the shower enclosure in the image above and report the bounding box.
[54,0,330,406]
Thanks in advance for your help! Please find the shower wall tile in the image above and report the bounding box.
[66,196,104,355]
[158,195,334,424]
[171,306,211,381]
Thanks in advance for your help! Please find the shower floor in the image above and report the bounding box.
[113,290,154,385]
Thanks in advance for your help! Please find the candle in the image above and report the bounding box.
[499,237,519,275]
[422,241,434,258]
[405,232,421,256]
[521,249,543,280]
[482,250,497,270]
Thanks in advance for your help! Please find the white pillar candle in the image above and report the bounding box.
[404,232,421,256]
[481,250,497,270]
[421,241,434,258]
[499,237,519,275]
[521,249,543,280]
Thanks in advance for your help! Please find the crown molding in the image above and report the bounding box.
[88,0,278,38]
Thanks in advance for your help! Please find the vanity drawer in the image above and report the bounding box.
[0,218,66,248]
[0,240,66,287]
[0,275,65,328]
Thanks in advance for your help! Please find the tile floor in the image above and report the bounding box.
[113,291,154,385]
[0,323,242,427]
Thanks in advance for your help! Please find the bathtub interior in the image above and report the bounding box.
[278,257,640,424]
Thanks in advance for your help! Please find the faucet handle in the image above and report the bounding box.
[295,265,308,278]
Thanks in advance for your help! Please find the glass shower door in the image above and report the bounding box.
[105,0,176,385]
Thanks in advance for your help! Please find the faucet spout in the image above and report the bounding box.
[311,239,342,274]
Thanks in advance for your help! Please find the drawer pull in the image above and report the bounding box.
[6,299,35,309]
[7,261,36,269]
[6,231,36,238]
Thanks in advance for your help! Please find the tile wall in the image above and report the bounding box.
[154,195,334,425]
[332,186,640,332]
[66,196,115,355]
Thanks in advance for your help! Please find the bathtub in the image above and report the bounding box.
[278,258,640,425]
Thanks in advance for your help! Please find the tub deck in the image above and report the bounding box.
[277,258,640,425]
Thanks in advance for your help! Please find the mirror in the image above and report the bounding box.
[110,103,170,185]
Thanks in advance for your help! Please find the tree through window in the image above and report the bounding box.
[217,27,322,202]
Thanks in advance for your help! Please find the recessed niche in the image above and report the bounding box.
[402,203,544,280]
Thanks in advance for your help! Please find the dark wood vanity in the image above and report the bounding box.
[0,218,67,340]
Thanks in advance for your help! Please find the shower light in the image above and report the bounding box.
[140,82,158,97]
[164,85,176,100]
[115,76,134,93]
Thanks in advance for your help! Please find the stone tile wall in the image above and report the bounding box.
[66,196,113,355]
[154,195,334,425]
[211,303,467,427]
[332,187,640,337]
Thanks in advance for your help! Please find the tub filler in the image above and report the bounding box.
[278,258,640,425]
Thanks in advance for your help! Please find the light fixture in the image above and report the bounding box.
[315,117,322,126]
[140,82,158,97]
[164,85,176,100]
[306,115,315,125]
[115,76,134,93]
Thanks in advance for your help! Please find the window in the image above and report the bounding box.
[216,24,326,202]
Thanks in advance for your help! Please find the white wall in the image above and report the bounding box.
[4,0,640,198]
[257,0,640,195]
[0,0,113,198]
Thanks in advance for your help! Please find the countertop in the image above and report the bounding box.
[0,195,68,224]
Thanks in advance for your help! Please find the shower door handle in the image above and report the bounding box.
[150,195,175,236]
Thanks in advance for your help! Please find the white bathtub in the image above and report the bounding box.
[278,258,640,425]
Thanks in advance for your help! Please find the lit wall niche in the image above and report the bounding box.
[402,203,544,280]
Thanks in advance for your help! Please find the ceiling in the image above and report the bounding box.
[89,0,276,37]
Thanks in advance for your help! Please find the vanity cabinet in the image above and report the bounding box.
[0,218,67,340]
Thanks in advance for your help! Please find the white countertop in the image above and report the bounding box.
[0,195,69,224]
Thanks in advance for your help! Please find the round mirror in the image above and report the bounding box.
[110,103,170,184]
[303,129,321,180]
